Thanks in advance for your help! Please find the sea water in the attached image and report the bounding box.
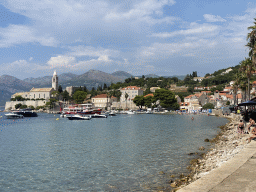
[0,112,228,191]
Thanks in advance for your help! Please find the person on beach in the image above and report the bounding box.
[237,120,244,134]
[247,118,255,132]
[247,127,256,142]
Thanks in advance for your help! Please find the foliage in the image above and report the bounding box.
[15,103,22,109]
[203,103,215,109]
[58,85,63,93]
[11,95,25,101]
[61,90,70,101]
[73,91,87,104]
[133,95,145,109]
[153,88,178,110]
[28,106,35,110]
[226,101,230,105]
[144,96,153,108]
[20,105,28,109]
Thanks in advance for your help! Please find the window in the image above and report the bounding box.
[34,94,35,98]
[44,94,45,98]
[39,94,40,98]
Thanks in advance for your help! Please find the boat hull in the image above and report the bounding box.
[67,115,91,120]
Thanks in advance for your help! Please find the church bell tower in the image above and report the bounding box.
[52,70,58,91]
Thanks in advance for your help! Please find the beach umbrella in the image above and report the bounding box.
[238,100,256,106]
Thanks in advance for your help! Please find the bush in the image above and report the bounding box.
[203,103,214,109]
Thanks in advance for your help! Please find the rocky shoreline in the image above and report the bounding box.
[169,114,251,191]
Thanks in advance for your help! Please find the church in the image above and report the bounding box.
[5,71,59,110]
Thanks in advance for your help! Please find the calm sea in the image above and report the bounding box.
[0,112,227,191]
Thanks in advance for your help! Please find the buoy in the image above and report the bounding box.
[56,118,59,120]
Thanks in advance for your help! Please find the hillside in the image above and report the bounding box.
[0,75,32,106]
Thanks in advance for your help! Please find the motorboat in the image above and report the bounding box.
[126,110,136,115]
[108,111,117,116]
[91,114,108,118]
[5,113,24,119]
[12,109,38,117]
[67,114,91,120]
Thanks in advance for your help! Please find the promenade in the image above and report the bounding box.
[178,140,256,192]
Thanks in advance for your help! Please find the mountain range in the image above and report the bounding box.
[0,70,132,106]
[0,70,186,106]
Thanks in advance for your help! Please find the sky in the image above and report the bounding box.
[0,0,256,79]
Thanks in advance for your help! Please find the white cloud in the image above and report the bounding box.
[46,56,76,68]
[203,14,226,22]
[151,23,219,38]
[67,46,119,58]
[0,25,57,47]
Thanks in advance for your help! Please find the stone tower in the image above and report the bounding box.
[52,70,58,91]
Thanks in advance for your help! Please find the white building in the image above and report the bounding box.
[5,71,58,110]
[119,86,143,109]
[92,94,117,109]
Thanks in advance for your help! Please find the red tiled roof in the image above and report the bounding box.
[92,94,108,98]
[144,94,154,97]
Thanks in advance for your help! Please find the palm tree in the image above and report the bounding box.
[232,73,241,105]
[247,18,256,66]
[125,92,129,109]
[240,58,255,100]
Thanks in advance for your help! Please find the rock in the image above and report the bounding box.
[199,146,205,150]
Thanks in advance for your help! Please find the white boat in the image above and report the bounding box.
[5,113,24,119]
[91,114,108,118]
[66,114,91,120]
[108,111,117,116]
[126,110,136,114]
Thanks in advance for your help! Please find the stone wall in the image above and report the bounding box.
[5,100,46,110]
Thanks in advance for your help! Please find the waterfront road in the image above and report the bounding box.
[178,140,256,192]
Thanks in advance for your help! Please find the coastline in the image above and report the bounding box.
[172,113,251,191]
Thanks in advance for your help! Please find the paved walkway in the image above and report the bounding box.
[178,141,256,192]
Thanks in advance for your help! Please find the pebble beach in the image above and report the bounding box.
[174,114,252,191]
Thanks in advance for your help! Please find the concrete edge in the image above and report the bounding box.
[178,141,256,192]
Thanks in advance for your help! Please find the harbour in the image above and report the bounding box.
[0,112,227,191]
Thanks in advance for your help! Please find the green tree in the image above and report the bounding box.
[133,95,145,109]
[11,95,25,101]
[226,101,230,106]
[15,103,22,109]
[73,91,87,104]
[240,58,255,100]
[153,88,178,110]
[58,85,63,93]
[61,90,70,101]
[125,92,129,109]
[247,18,256,66]
[203,103,214,109]
[20,105,28,109]
[144,96,153,108]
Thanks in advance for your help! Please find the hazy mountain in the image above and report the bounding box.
[111,71,132,80]
[61,70,129,89]
[0,75,32,106]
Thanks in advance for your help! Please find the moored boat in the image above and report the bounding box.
[12,108,38,117]
[66,114,91,120]
[91,114,108,118]
[108,111,117,116]
[5,113,24,119]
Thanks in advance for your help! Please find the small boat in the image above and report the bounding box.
[108,111,117,116]
[91,114,108,118]
[5,113,24,119]
[67,114,91,120]
[12,109,38,117]
[126,110,136,115]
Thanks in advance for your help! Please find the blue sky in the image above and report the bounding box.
[0,0,256,79]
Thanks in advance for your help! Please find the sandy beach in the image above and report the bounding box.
[172,113,253,191]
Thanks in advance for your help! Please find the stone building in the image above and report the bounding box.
[5,71,58,110]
